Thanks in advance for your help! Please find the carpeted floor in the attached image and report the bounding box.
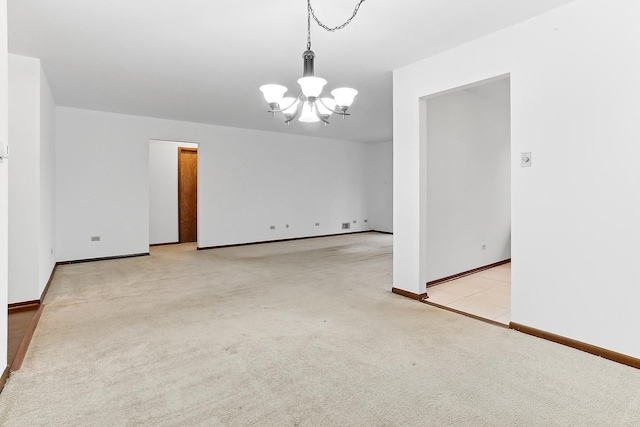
[0,232,639,426]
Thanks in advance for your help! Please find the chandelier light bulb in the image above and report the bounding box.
[259,84,287,107]
[331,87,358,110]
[297,76,327,98]
[299,102,320,123]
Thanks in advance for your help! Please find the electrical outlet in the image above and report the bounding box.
[353,220,357,224]
[0,140,9,159]
[315,223,320,226]
[481,244,486,250]
[91,236,101,242]
[364,219,368,223]
[270,226,275,230]
[286,224,289,228]
[342,223,350,230]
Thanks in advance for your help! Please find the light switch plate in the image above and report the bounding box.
[521,152,531,167]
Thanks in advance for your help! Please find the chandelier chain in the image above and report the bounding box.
[307,3,312,49]
[306,0,366,50]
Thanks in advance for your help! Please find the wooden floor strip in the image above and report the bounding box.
[510,322,640,370]
[421,300,509,328]
[8,301,40,313]
[10,304,45,372]
[426,259,511,288]
[0,366,9,393]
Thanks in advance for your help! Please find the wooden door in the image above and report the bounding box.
[178,148,198,242]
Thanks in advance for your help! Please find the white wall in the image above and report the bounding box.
[39,64,56,296]
[0,0,10,368]
[426,78,510,281]
[393,0,640,358]
[199,133,371,247]
[149,140,197,245]
[8,54,40,303]
[367,141,393,233]
[7,54,56,303]
[56,107,380,261]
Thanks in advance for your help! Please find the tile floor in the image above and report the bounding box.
[426,263,511,325]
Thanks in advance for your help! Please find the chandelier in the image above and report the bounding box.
[260,0,366,125]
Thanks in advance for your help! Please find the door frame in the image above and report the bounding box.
[420,74,512,323]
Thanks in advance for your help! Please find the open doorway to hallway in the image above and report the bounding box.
[426,262,511,325]
[149,140,199,247]
[423,75,511,325]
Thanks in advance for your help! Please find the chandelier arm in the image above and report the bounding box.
[308,0,366,33]
[267,95,302,114]
[316,96,332,112]
[284,96,305,124]
[317,97,341,116]
[313,99,333,125]
[313,105,330,124]
[317,97,351,117]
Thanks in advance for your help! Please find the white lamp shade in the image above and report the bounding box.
[331,87,358,108]
[260,84,287,105]
[317,98,337,116]
[299,102,320,122]
[297,76,327,98]
[281,97,299,117]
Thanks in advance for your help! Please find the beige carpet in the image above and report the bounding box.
[0,233,639,426]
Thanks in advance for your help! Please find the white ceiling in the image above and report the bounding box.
[8,0,575,143]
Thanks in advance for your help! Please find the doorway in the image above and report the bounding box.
[423,75,512,325]
[178,148,197,243]
[149,140,199,246]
